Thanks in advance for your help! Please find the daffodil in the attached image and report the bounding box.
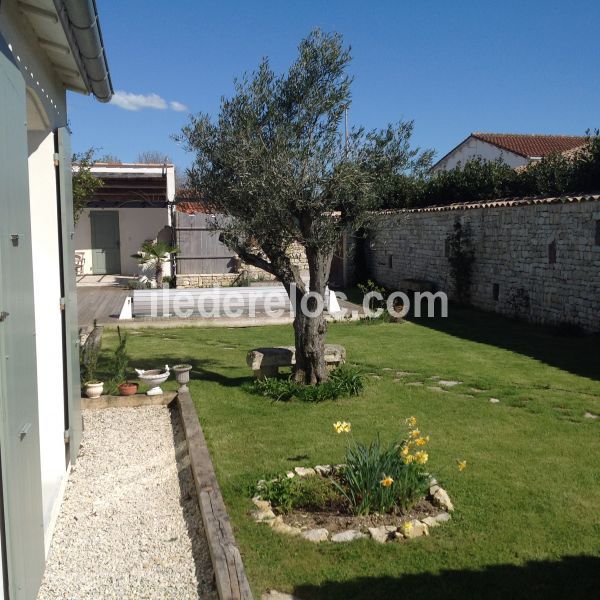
[403,454,415,465]
[401,521,413,535]
[380,475,394,487]
[415,436,429,447]
[406,416,417,428]
[409,429,420,439]
[457,459,467,472]
[414,450,428,464]
[400,445,410,456]
[333,421,351,434]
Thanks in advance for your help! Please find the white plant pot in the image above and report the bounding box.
[173,364,192,392]
[84,382,104,399]
[135,366,170,396]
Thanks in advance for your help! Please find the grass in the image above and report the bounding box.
[96,307,600,599]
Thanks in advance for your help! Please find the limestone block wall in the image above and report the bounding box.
[366,197,600,332]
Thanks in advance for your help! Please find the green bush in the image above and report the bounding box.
[248,365,364,402]
[256,474,343,514]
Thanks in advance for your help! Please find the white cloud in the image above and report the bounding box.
[169,101,188,112]
[110,91,188,112]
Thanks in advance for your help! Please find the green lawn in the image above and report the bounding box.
[97,309,600,599]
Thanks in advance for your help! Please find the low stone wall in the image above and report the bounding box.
[366,196,600,332]
[177,242,308,288]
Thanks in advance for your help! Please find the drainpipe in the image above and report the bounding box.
[52,0,113,102]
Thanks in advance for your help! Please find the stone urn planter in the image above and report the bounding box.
[84,381,104,399]
[118,382,138,396]
[135,366,170,396]
[172,364,192,392]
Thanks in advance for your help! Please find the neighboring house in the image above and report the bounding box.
[431,133,588,172]
[74,163,175,277]
[0,2,112,598]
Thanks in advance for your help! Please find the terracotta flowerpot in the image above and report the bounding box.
[118,382,138,396]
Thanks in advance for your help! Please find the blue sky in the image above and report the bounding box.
[68,0,599,171]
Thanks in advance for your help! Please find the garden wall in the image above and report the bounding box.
[366,195,600,332]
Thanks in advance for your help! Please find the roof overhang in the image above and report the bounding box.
[18,0,113,101]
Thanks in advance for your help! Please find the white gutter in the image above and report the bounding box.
[52,0,113,102]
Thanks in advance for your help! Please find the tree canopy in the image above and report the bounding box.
[178,29,432,383]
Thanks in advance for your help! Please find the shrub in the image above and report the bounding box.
[256,474,344,514]
[333,418,431,515]
[248,365,364,402]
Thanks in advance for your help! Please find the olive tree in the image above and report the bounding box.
[178,30,432,384]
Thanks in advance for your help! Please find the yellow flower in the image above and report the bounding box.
[409,429,420,439]
[380,475,394,487]
[415,436,429,447]
[414,451,429,464]
[401,445,410,456]
[457,459,467,472]
[333,421,351,434]
[406,416,417,428]
[401,521,413,535]
[403,454,415,464]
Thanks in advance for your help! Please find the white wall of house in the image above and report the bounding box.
[75,207,172,276]
[2,0,71,562]
[27,128,68,554]
[432,136,528,172]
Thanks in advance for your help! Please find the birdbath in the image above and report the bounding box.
[135,365,170,396]
[173,364,192,392]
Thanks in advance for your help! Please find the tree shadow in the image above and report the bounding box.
[292,555,600,600]
[408,305,600,381]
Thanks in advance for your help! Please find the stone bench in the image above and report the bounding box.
[246,344,346,379]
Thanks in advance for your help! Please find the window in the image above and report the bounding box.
[548,240,557,264]
[493,283,499,301]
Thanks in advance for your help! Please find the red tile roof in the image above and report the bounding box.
[472,133,588,158]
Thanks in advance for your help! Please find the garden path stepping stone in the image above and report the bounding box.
[439,380,462,387]
[395,371,415,377]
[584,411,598,419]
[489,398,500,404]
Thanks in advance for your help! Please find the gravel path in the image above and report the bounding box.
[38,406,217,599]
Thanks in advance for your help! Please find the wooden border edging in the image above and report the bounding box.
[177,390,253,600]
[81,391,176,410]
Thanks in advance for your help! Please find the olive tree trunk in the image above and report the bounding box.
[291,248,333,384]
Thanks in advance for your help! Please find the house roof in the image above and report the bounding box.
[471,133,588,159]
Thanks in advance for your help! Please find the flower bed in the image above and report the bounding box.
[251,417,461,543]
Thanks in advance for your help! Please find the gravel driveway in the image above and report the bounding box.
[38,406,217,599]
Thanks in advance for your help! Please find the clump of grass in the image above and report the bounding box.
[248,364,364,402]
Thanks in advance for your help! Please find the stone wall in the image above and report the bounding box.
[366,196,600,332]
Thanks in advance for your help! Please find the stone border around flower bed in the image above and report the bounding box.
[252,465,454,544]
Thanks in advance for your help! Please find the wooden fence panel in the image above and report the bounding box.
[175,212,236,274]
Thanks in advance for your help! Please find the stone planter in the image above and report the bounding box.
[135,366,170,396]
[118,382,138,396]
[172,364,192,392]
[84,381,104,399]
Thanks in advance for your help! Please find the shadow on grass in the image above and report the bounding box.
[408,305,600,381]
[293,554,600,600]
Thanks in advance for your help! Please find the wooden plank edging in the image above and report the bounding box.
[177,390,253,600]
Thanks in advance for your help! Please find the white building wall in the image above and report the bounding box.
[2,0,70,561]
[75,207,171,276]
[433,137,528,172]
[27,129,68,553]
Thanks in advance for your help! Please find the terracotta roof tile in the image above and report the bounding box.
[472,133,588,158]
